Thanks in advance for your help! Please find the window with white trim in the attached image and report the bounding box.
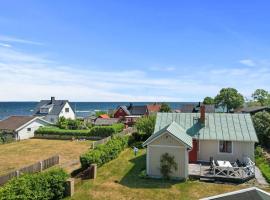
[219,141,232,153]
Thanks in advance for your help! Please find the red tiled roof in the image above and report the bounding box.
[99,114,110,119]
[147,104,161,112]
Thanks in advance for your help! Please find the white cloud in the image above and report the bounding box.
[0,42,269,101]
[0,35,43,45]
[149,66,176,72]
[239,59,256,67]
[0,43,11,48]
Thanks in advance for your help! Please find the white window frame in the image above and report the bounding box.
[218,140,233,154]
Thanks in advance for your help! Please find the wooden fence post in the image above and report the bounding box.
[90,164,97,179]
[39,161,43,172]
[65,178,74,197]
[16,170,20,178]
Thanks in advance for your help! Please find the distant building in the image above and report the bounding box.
[113,104,148,118]
[147,103,161,114]
[180,103,215,113]
[98,114,110,119]
[33,97,75,123]
[235,106,270,115]
[200,187,270,200]
[0,116,51,140]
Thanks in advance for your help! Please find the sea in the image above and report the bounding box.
[0,102,197,120]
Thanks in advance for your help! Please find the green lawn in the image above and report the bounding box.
[67,148,267,200]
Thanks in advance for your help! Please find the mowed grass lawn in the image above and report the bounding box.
[0,139,92,175]
[68,148,269,200]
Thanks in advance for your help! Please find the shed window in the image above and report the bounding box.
[27,128,31,132]
[219,141,232,153]
[65,108,69,112]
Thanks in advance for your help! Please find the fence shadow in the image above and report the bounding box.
[119,153,180,189]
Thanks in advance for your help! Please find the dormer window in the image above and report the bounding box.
[40,104,53,114]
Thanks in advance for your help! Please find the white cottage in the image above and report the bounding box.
[143,106,258,179]
[0,116,51,140]
[33,97,75,123]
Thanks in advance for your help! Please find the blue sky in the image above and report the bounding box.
[0,0,270,101]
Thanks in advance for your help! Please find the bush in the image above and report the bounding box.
[80,136,128,168]
[0,168,68,200]
[57,117,86,130]
[35,123,124,138]
[0,132,14,144]
[35,126,90,137]
[89,123,125,137]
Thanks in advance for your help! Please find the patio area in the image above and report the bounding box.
[189,158,256,183]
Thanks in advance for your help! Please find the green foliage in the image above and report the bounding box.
[0,168,68,200]
[35,123,124,138]
[160,103,172,112]
[95,111,107,117]
[135,115,156,137]
[160,153,178,179]
[252,112,270,147]
[255,146,270,183]
[252,89,270,106]
[80,136,128,168]
[57,117,86,130]
[0,132,14,144]
[203,97,215,105]
[214,88,244,112]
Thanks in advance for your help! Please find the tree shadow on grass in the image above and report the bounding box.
[119,153,183,189]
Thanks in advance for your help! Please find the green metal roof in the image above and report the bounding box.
[143,121,193,148]
[154,113,258,142]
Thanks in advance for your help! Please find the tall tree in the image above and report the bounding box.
[252,112,270,148]
[203,97,215,105]
[160,103,172,112]
[214,88,244,112]
[252,89,270,106]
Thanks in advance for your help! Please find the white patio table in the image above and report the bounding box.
[217,160,232,167]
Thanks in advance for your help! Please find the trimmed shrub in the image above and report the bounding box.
[89,123,124,137]
[0,168,68,200]
[35,123,125,138]
[80,136,128,168]
[35,126,90,137]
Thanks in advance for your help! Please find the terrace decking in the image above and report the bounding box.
[189,162,255,183]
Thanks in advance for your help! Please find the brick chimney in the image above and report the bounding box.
[200,105,206,124]
[51,97,55,104]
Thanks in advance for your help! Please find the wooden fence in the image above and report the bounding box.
[0,155,60,186]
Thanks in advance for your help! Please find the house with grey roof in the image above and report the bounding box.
[33,97,75,123]
[143,105,258,180]
[200,187,270,200]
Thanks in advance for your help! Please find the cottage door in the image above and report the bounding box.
[189,139,198,163]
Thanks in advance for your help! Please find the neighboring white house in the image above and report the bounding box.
[33,97,75,123]
[143,106,258,179]
[0,116,51,140]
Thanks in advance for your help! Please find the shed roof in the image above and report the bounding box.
[94,118,120,126]
[200,187,270,200]
[0,116,37,131]
[143,121,193,148]
[154,113,258,142]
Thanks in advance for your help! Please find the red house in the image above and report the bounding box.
[113,106,130,118]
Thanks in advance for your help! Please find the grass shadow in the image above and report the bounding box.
[119,153,182,189]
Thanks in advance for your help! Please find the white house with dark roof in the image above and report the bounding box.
[33,97,75,123]
[143,106,258,180]
[0,116,51,140]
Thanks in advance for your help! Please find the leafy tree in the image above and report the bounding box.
[252,89,270,106]
[203,97,215,105]
[135,115,156,137]
[252,112,270,148]
[214,88,244,112]
[57,116,68,129]
[160,103,172,112]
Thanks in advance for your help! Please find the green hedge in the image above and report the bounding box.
[255,146,270,183]
[0,168,68,200]
[80,136,128,168]
[35,123,125,138]
[89,123,125,137]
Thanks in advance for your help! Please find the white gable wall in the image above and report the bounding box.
[16,119,49,140]
[59,102,75,119]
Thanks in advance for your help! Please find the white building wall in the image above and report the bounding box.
[198,140,255,162]
[59,102,75,120]
[17,119,49,140]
